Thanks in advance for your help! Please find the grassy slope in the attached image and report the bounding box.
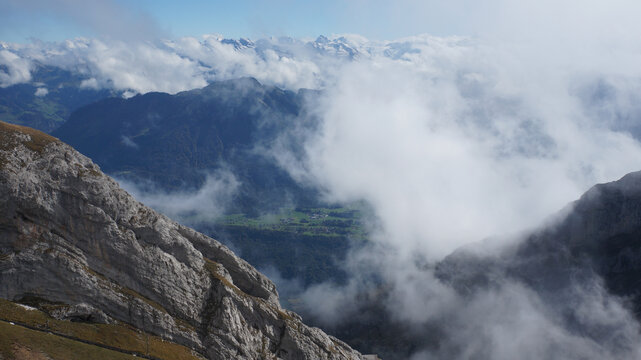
[0,321,138,360]
[0,299,203,360]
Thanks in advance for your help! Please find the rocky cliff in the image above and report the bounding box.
[0,121,362,360]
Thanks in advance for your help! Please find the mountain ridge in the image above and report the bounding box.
[436,169,641,307]
[0,120,362,360]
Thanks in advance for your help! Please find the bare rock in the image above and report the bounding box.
[0,121,362,360]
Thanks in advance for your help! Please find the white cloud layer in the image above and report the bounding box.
[116,170,239,224]
[0,49,32,87]
[273,36,641,258]
[2,35,364,94]
[0,34,477,94]
[34,87,48,96]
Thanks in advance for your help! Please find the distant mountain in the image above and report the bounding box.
[0,65,114,132]
[53,77,319,215]
[0,120,362,360]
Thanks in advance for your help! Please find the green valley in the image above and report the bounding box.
[194,205,372,286]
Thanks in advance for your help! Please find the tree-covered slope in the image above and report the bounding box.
[53,77,318,214]
[0,65,113,132]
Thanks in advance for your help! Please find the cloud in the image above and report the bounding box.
[412,279,641,360]
[0,50,32,87]
[287,235,641,359]
[165,35,326,90]
[34,87,48,96]
[116,170,239,224]
[0,34,485,95]
[15,38,211,94]
[80,40,208,94]
[119,135,138,149]
[273,39,641,259]
[2,35,351,94]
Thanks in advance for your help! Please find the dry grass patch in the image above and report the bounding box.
[0,121,58,154]
[0,299,203,360]
[0,321,137,360]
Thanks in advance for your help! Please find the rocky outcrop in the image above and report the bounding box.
[436,170,641,316]
[0,121,361,360]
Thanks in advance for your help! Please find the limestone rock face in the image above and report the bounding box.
[0,121,361,360]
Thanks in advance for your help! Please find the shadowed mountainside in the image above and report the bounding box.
[52,77,319,215]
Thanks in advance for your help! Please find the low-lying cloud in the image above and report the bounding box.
[116,170,239,224]
[415,279,641,360]
[1,35,357,94]
[0,49,32,87]
[274,44,641,259]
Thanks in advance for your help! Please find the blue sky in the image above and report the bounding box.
[4,0,637,50]
[0,0,488,43]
